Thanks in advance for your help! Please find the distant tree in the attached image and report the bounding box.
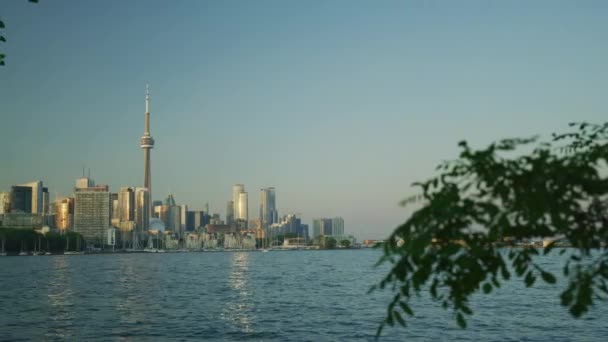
[340,239,351,248]
[0,0,38,66]
[324,237,337,249]
[373,122,608,335]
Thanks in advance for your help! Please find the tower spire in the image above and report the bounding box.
[145,83,150,134]
[140,83,155,220]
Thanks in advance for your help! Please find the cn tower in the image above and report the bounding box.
[140,84,155,215]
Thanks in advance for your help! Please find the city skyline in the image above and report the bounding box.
[2,1,608,240]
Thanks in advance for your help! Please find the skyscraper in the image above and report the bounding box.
[226,200,234,225]
[260,187,277,229]
[135,188,150,233]
[54,197,74,232]
[0,192,10,214]
[140,84,155,216]
[232,184,244,218]
[117,187,136,222]
[238,192,248,224]
[73,185,110,246]
[10,181,44,214]
[331,217,344,236]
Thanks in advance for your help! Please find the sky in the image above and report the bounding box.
[1,0,607,240]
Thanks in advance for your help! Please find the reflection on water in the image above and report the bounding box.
[2,251,608,341]
[113,256,146,327]
[222,252,254,333]
[46,256,75,340]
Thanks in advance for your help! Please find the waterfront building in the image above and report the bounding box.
[158,205,171,230]
[165,194,176,207]
[180,204,188,234]
[238,192,248,224]
[232,184,244,219]
[0,212,44,229]
[10,186,31,213]
[135,188,150,232]
[0,192,10,214]
[260,187,278,229]
[313,219,321,238]
[313,217,343,238]
[140,84,155,216]
[10,181,44,214]
[54,197,74,231]
[117,187,135,222]
[170,205,181,234]
[73,185,111,246]
[42,187,49,216]
[267,214,308,240]
[75,176,94,189]
[186,211,195,231]
[188,210,205,230]
[226,201,234,225]
[331,217,344,236]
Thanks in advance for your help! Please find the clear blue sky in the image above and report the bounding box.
[1,0,607,240]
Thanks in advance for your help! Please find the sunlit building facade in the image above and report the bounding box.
[238,192,248,225]
[54,197,74,231]
[73,185,111,245]
[135,188,150,232]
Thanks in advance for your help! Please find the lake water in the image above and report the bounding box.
[0,249,606,341]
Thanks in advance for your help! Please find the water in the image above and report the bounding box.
[0,249,606,341]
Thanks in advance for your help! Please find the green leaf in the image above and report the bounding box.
[524,271,536,287]
[483,283,492,294]
[0,36,6,42]
[0,20,5,29]
[399,301,414,316]
[393,310,406,327]
[540,271,556,284]
[456,312,467,329]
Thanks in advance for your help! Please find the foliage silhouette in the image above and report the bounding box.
[373,122,608,336]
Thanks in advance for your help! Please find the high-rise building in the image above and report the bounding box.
[10,186,32,213]
[313,218,338,237]
[109,193,118,222]
[54,197,74,231]
[313,219,321,238]
[322,218,333,235]
[170,206,181,234]
[180,205,188,233]
[42,187,49,215]
[76,177,94,189]
[0,192,10,214]
[135,188,150,232]
[116,188,135,225]
[260,187,278,229]
[152,200,162,218]
[331,217,344,236]
[140,85,155,217]
[232,184,244,218]
[238,192,248,223]
[165,194,176,207]
[226,201,234,225]
[158,205,171,230]
[186,211,195,231]
[73,185,110,245]
[10,181,44,214]
[190,210,205,230]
